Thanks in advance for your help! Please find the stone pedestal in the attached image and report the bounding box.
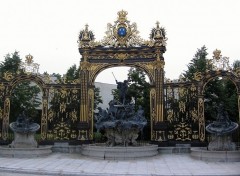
[208,134,236,151]
[10,132,38,148]
[191,147,240,162]
[81,144,158,160]
[105,128,139,146]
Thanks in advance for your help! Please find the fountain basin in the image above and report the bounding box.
[81,144,158,160]
[191,147,240,162]
[0,145,52,158]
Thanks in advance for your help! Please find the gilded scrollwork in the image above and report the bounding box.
[114,53,129,61]
[179,101,186,113]
[0,83,5,91]
[48,109,54,122]
[101,10,144,47]
[3,71,14,81]
[80,61,91,71]
[155,131,166,141]
[168,131,174,140]
[190,84,197,92]
[194,72,203,81]
[2,97,10,140]
[192,131,199,140]
[191,108,198,123]
[53,119,71,140]
[60,102,66,113]
[178,86,186,98]
[43,73,51,84]
[70,109,77,122]
[234,67,240,77]
[198,97,205,141]
[167,109,173,122]
[60,89,68,98]
[78,130,88,140]
[154,60,165,70]
[174,122,192,141]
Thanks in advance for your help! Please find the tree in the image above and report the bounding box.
[0,52,41,122]
[66,64,80,81]
[0,51,21,76]
[127,67,151,140]
[183,45,209,81]
[11,81,41,122]
[94,87,103,110]
[127,67,150,117]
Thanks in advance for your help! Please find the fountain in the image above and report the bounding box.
[0,112,52,158]
[206,103,238,151]
[81,79,158,159]
[9,111,40,148]
[191,103,240,162]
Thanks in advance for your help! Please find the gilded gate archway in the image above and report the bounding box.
[0,55,82,144]
[78,10,167,141]
[0,11,239,145]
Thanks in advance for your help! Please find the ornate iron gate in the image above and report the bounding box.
[0,11,239,145]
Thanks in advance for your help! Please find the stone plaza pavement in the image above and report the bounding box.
[0,153,239,176]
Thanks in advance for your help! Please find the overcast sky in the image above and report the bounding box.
[0,0,239,84]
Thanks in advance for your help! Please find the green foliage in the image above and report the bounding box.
[0,51,21,76]
[204,78,238,122]
[127,67,150,118]
[10,81,41,122]
[233,60,240,70]
[0,52,41,122]
[93,132,104,143]
[94,87,103,110]
[51,73,62,81]
[112,89,120,102]
[183,45,209,81]
[66,64,80,81]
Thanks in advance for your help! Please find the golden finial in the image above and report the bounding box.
[117,10,128,22]
[25,54,33,64]
[156,21,160,28]
[85,24,89,31]
[213,49,221,60]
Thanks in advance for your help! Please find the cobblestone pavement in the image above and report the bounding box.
[0,153,239,176]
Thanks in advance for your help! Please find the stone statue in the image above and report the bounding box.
[115,79,129,104]
[206,103,238,151]
[95,85,147,146]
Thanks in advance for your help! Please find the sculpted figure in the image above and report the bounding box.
[115,79,128,104]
